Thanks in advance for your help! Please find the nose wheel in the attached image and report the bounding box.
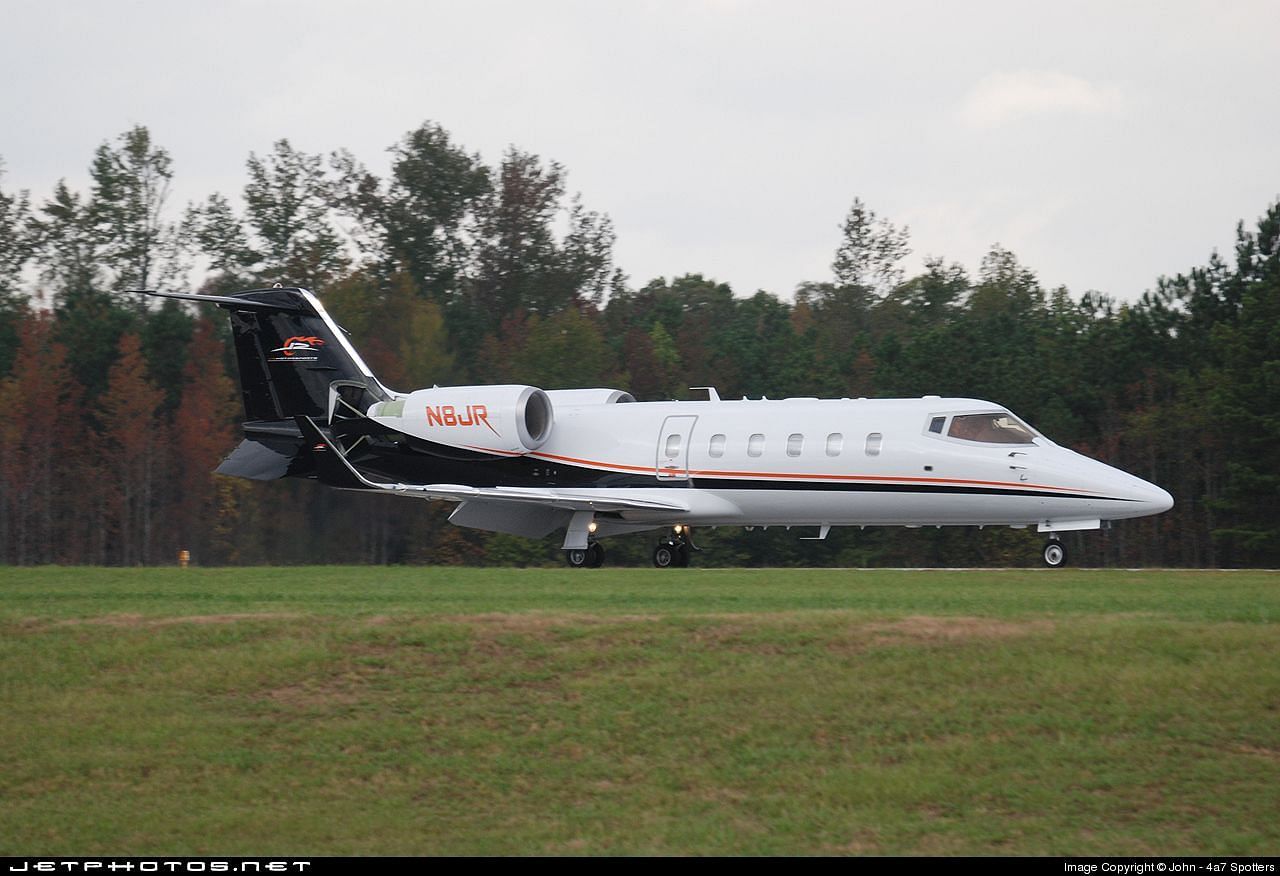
[1042,538,1067,568]
[653,526,693,568]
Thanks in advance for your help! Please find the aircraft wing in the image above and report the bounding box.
[381,483,689,513]
[296,416,689,514]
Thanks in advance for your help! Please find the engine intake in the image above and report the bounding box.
[370,384,554,455]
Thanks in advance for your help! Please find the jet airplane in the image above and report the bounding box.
[141,287,1173,568]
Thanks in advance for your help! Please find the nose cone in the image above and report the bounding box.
[1140,482,1174,517]
[1072,451,1174,520]
[1108,467,1174,519]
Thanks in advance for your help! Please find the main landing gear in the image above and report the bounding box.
[1041,536,1067,568]
[565,541,605,569]
[563,525,697,569]
[653,525,694,568]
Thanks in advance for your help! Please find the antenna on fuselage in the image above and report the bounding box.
[690,386,721,401]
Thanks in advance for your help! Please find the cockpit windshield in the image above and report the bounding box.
[946,412,1037,444]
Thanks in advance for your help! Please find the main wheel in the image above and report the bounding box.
[586,541,605,568]
[1042,540,1067,568]
[653,542,677,568]
[566,547,589,568]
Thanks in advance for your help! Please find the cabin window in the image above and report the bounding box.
[664,434,682,458]
[865,432,883,456]
[787,433,804,457]
[747,434,765,457]
[928,416,946,434]
[708,434,726,458]
[825,432,843,456]
[947,412,1035,444]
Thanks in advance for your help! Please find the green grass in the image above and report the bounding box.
[1,566,1277,855]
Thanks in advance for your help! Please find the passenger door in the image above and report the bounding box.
[655,415,698,481]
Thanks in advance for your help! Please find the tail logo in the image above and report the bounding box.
[268,336,326,362]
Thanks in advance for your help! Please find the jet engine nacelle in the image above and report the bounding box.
[369,384,554,454]
[543,388,636,406]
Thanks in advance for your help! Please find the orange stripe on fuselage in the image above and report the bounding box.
[532,450,655,474]
[461,444,524,457]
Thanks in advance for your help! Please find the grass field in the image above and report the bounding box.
[1,566,1277,856]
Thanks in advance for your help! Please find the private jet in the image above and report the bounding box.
[140,287,1173,568]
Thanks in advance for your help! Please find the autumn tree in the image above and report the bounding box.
[0,313,82,563]
[98,333,166,564]
[172,318,239,563]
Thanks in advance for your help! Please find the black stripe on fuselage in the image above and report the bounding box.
[688,478,1139,501]
[330,436,1140,503]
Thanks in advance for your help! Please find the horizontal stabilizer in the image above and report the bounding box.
[216,437,303,480]
[132,289,306,313]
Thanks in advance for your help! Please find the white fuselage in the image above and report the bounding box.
[504,395,1173,533]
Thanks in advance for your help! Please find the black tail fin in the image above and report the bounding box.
[137,287,392,482]
[140,287,390,421]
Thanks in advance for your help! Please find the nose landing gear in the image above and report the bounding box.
[1042,537,1067,568]
[653,525,694,568]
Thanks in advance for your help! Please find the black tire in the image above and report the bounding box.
[675,543,691,567]
[566,548,589,568]
[653,543,676,568]
[1042,540,1067,568]
[586,542,605,568]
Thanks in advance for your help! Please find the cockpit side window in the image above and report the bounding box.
[947,412,1036,444]
[928,416,946,434]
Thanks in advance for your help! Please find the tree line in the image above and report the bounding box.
[0,123,1276,567]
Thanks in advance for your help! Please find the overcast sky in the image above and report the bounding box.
[2,0,1277,301]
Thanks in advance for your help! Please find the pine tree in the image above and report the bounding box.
[1209,200,1280,564]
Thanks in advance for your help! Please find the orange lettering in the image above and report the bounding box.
[425,403,497,435]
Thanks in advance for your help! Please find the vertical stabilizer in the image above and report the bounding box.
[141,287,391,421]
